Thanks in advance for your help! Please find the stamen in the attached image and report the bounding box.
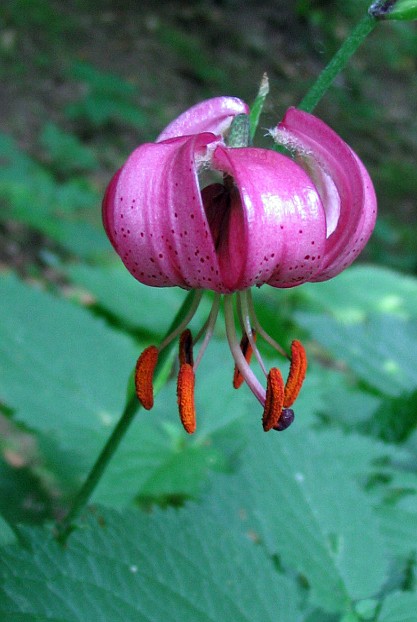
[238,291,267,375]
[177,363,197,434]
[135,345,159,410]
[246,290,288,358]
[283,340,307,407]
[193,294,221,371]
[262,367,285,432]
[233,332,256,389]
[179,329,194,366]
[224,295,266,404]
[158,289,203,352]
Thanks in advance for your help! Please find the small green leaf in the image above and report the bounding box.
[249,73,269,141]
[39,122,98,173]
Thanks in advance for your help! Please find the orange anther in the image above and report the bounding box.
[262,367,285,432]
[283,340,307,408]
[233,330,256,389]
[177,363,197,434]
[179,329,194,366]
[134,345,159,410]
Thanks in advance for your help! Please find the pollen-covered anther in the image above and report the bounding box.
[283,340,307,408]
[179,328,194,366]
[177,363,197,434]
[135,345,159,410]
[233,330,256,389]
[262,367,285,432]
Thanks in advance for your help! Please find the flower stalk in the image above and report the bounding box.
[298,14,377,114]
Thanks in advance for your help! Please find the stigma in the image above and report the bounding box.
[134,289,307,434]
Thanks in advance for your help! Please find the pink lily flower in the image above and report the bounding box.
[103,96,377,433]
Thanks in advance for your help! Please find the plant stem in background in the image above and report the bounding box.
[298,14,377,113]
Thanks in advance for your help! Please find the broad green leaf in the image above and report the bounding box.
[296,313,417,397]
[299,265,417,322]
[203,426,388,613]
[67,262,186,334]
[0,506,302,622]
[0,274,138,480]
[377,592,417,622]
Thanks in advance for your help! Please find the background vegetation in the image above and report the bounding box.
[1,1,417,620]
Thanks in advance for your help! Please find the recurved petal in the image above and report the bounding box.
[211,146,327,289]
[156,97,249,142]
[102,133,225,290]
[275,108,377,281]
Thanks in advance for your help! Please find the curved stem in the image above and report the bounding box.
[55,289,200,543]
[298,14,377,113]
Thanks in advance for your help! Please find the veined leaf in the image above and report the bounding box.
[201,425,388,613]
[0,505,302,622]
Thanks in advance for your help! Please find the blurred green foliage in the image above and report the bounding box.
[1,1,417,621]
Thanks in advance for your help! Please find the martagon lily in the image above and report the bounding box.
[102,96,377,433]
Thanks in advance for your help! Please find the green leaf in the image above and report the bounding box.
[299,265,417,322]
[0,515,16,547]
[364,389,417,442]
[0,274,138,482]
[67,262,186,334]
[377,592,417,622]
[39,122,98,174]
[296,313,417,397]
[249,73,269,141]
[204,426,388,613]
[377,506,417,559]
[0,506,302,622]
[0,132,105,259]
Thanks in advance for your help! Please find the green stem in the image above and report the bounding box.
[298,13,377,113]
[55,289,200,543]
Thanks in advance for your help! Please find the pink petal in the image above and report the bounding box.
[211,146,327,289]
[156,97,249,142]
[103,133,227,290]
[276,108,377,281]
